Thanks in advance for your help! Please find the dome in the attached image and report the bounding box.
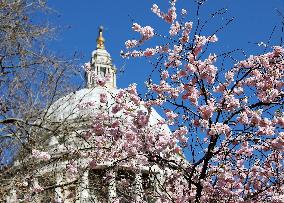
[46,27,170,137]
[47,87,119,121]
[45,27,172,150]
[47,86,170,135]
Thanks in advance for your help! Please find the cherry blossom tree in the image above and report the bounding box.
[120,0,284,202]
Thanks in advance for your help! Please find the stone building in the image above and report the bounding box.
[5,27,184,203]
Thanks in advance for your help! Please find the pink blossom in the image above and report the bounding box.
[132,23,154,40]
[273,45,284,56]
[95,77,107,86]
[173,126,188,143]
[125,130,136,141]
[165,109,178,120]
[144,48,156,56]
[66,161,78,176]
[125,39,138,49]
[259,117,272,127]
[208,123,231,136]
[177,70,187,78]
[151,4,160,15]
[192,119,200,127]
[225,71,234,82]
[257,126,275,136]
[213,84,226,93]
[237,112,249,124]
[152,4,177,24]
[32,184,44,193]
[271,136,284,150]
[174,146,181,154]
[207,53,217,64]
[111,104,122,114]
[193,60,217,84]
[180,22,193,43]
[169,21,181,36]
[174,126,188,137]
[91,122,104,135]
[250,111,262,125]
[165,45,182,67]
[180,30,189,43]
[276,117,284,127]
[111,120,120,128]
[78,3,284,202]
[223,94,240,111]
[183,85,199,105]
[134,110,149,127]
[132,22,141,32]
[199,100,215,120]
[195,35,208,47]
[32,149,51,161]
[127,83,137,95]
[185,63,196,72]
[89,160,97,169]
[185,22,193,30]
[161,70,169,79]
[83,131,92,140]
[233,87,243,95]
[130,50,143,57]
[99,93,107,103]
[166,7,177,23]
[193,35,218,56]
[199,119,209,129]
[208,34,218,42]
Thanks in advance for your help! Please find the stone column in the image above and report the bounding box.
[113,68,117,88]
[134,172,144,202]
[108,169,116,203]
[55,172,63,203]
[76,170,89,203]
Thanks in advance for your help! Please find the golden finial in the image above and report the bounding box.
[97,26,105,49]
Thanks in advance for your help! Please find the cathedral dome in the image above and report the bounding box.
[47,87,119,121]
[46,27,170,137]
[42,27,179,171]
[47,86,170,135]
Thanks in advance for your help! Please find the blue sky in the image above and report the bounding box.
[48,0,284,92]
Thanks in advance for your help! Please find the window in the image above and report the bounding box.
[116,169,136,203]
[89,168,109,203]
[100,67,106,77]
[142,172,156,203]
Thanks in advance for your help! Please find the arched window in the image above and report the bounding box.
[100,67,106,77]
